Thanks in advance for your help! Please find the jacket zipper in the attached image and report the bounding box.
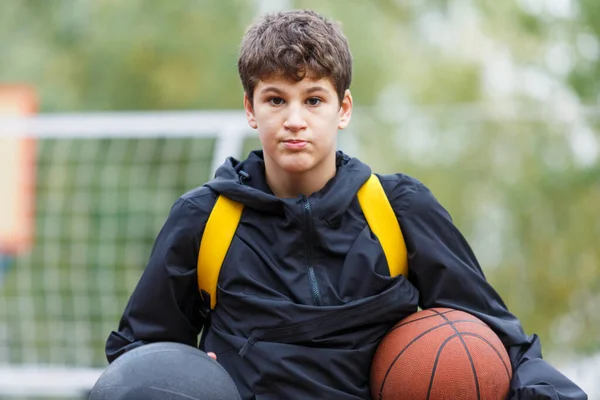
[302,195,322,307]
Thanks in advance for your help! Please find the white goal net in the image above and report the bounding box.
[0,111,260,399]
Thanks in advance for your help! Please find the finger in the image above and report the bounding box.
[207,352,217,360]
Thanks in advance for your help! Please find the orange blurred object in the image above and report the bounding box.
[0,85,37,255]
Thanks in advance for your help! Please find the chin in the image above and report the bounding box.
[277,154,317,174]
[279,162,315,174]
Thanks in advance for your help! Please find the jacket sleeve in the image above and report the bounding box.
[105,192,214,363]
[392,179,587,400]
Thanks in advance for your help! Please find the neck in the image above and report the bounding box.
[265,154,337,198]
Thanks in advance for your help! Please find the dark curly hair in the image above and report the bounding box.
[238,9,353,106]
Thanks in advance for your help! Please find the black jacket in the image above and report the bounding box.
[106,151,586,399]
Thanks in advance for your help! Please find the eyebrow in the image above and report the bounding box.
[305,86,328,95]
[258,86,330,95]
[259,86,285,95]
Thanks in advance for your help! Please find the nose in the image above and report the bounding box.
[283,104,307,132]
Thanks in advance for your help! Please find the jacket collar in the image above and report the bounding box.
[205,150,372,219]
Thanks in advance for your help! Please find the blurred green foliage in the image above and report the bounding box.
[1,0,599,364]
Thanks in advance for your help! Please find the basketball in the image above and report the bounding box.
[371,308,512,400]
[89,342,240,400]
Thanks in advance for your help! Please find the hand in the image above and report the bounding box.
[207,352,217,361]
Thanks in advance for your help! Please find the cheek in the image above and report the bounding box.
[322,107,342,126]
[314,113,340,140]
[256,123,278,143]
[254,110,279,134]
[255,118,280,149]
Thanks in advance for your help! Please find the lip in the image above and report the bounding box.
[282,140,308,150]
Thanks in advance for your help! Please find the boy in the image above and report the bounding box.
[106,9,586,400]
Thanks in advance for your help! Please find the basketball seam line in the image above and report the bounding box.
[377,318,484,400]
[148,386,203,400]
[425,333,512,398]
[392,309,458,330]
[426,334,462,400]
[433,309,481,400]
[458,332,513,381]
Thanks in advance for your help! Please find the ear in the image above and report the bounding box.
[244,93,257,129]
[338,89,353,130]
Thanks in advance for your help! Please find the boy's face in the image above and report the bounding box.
[244,73,352,177]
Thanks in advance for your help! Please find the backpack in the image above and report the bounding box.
[197,174,407,309]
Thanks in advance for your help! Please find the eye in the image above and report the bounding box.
[268,97,285,106]
[306,97,322,106]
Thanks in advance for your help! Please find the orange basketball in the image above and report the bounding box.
[371,308,512,400]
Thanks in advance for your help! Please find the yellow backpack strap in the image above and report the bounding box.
[357,174,408,277]
[197,195,244,309]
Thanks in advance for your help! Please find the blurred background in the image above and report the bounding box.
[0,0,598,398]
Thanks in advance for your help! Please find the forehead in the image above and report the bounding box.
[255,73,336,94]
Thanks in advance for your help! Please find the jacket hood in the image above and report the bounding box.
[204,150,372,219]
